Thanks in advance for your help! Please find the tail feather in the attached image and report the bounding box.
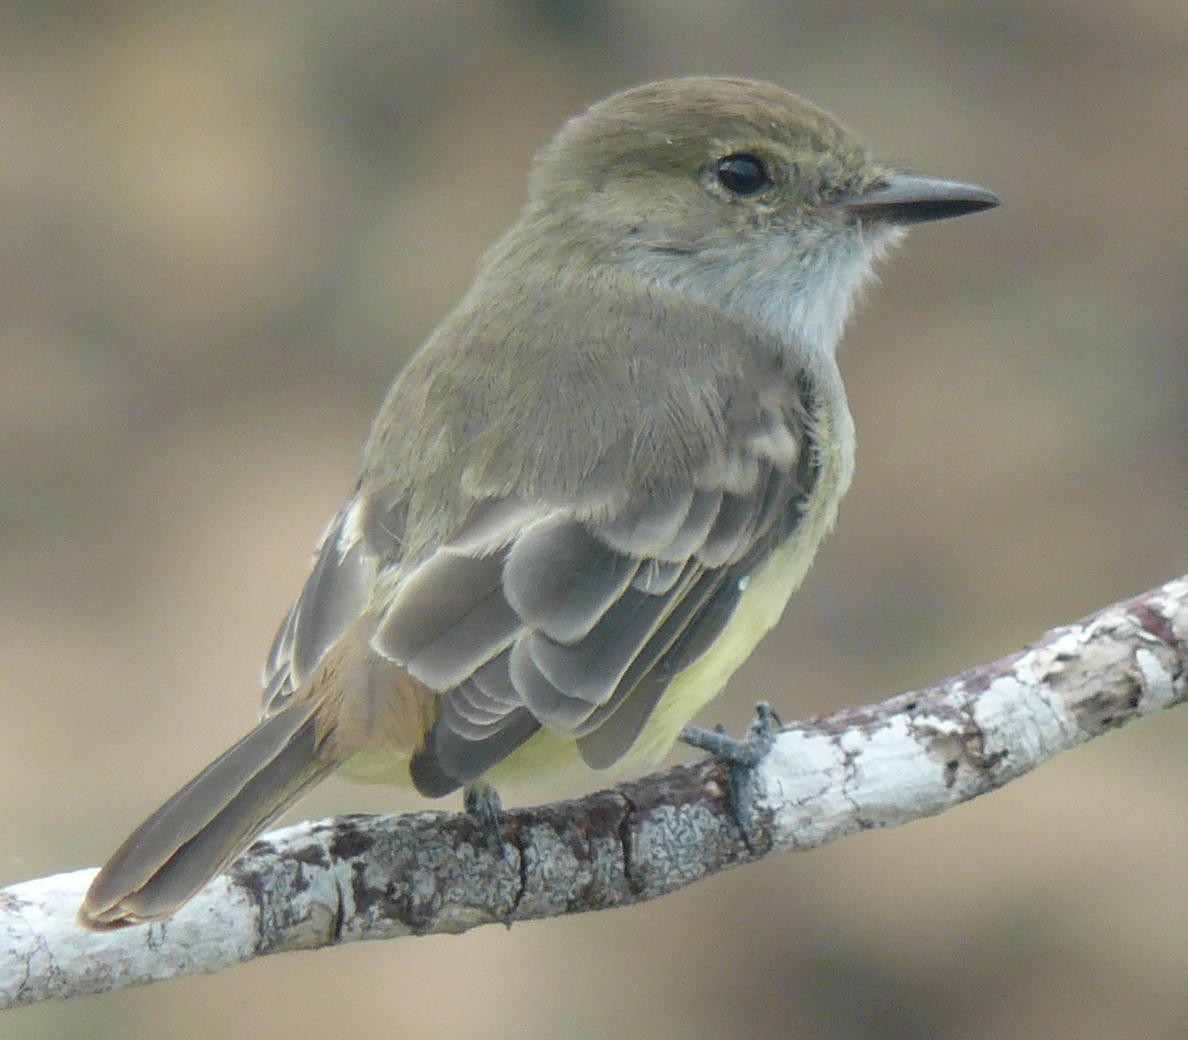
[81,701,334,926]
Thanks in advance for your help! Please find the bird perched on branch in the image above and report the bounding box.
[82,76,998,926]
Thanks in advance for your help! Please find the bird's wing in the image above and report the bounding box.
[260,492,377,716]
[261,360,822,796]
[382,388,820,795]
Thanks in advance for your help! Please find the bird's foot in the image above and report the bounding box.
[680,701,781,853]
[462,781,507,850]
[680,701,781,766]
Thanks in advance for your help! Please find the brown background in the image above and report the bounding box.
[4,2,1186,1037]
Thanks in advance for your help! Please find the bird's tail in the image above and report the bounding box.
[80,700,335,927]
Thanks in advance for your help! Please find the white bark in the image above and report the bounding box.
[2,574,1185,1009]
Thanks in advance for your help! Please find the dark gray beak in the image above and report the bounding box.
[842,173,1000,224]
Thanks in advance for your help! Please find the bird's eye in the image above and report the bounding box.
[715,154,772,196]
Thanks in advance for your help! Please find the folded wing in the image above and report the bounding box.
[262,383,820,797]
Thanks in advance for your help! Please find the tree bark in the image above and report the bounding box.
[2,574,1184,1009]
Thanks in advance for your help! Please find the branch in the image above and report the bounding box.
[3,575,1185,1009]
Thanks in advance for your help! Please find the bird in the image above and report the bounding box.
[80,76,998,926]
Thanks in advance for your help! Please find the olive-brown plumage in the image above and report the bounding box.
[81,77,997,926]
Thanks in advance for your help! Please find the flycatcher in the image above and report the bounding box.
[81,77,998,926]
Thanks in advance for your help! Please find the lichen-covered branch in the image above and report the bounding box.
[2,575,1185,1009]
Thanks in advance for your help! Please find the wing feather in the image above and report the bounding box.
[374,550,521,689]
[519,562,701,706]
[261,365,820,798]
[261,502,374,716]
[503,517,640,642]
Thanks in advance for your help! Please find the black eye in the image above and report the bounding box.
[715,153,772,196]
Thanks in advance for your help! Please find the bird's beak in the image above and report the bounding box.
[841,173,1000,224]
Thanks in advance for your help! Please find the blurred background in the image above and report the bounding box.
[3,2,1186,1037]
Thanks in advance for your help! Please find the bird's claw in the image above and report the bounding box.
[680,702,781,854]
[462,781,507,851]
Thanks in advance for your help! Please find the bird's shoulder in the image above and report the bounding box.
[367,270,816,511]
